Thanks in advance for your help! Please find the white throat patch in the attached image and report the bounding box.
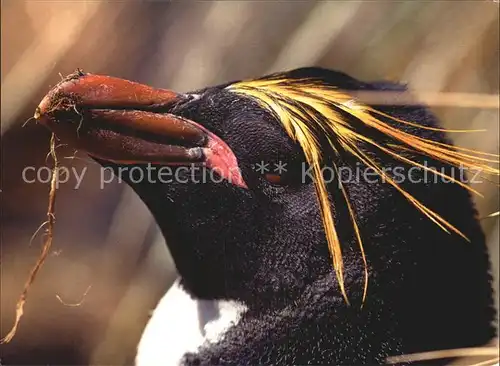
[135,279,248,366]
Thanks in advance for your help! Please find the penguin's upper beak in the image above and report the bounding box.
[35,70,208,165]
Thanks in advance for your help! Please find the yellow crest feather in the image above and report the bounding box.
[227,76,500,304]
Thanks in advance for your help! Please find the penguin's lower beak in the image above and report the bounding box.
[35,70,207,165]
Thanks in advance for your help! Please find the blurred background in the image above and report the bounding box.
[1,1,499,364]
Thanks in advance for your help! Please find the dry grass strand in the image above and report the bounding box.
[55,285,92,307]
[387,347,498,365]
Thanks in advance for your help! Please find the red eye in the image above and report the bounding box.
[264,173,284,185]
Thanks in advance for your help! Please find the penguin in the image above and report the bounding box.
[35,67,497,365]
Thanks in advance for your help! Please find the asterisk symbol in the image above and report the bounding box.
[254,161,270,174]
[343,99,358,109]
[274,161,287,174]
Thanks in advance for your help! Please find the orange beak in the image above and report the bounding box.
[35,69,207,165]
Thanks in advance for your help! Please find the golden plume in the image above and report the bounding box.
[227,75,499,304]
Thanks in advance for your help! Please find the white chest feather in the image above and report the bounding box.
[135,280,247,366]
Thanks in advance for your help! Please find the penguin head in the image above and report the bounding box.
[34,67,497,308]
